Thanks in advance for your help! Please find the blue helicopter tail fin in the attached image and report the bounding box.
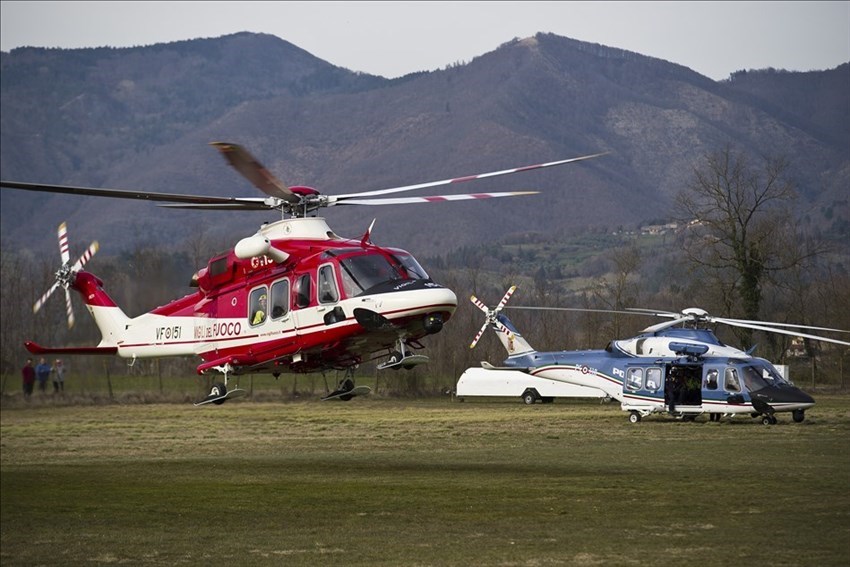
[494,313,535,356]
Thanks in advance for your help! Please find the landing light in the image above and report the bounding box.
[424,313,444,334]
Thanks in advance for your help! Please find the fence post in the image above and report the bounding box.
[104,360,114,400]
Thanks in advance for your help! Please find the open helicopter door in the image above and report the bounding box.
[663,362,704,417]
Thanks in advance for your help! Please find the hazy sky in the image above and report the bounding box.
[1,1,848,81]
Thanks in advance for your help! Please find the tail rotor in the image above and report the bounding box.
[34,222,99,328]
[469,286,517,349]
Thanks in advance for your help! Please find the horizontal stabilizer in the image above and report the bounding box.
[25,341,118,355]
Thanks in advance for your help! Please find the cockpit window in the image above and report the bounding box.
[754,363,792,386]
[390,253,429,280]
[741,365,778,391]
[337,251,427,296]
[295,274,311,308]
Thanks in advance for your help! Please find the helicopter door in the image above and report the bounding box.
[623,365,664,409]
[269,278,294,334]
[665,364,703,409]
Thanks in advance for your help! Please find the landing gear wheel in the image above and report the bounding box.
[210,382,227,405]
[337,378,355,401]
[761,415,777,426]
[389,351,403,370]
[522,391,537,405]
[792,409,805,423]
[629,411,641,424]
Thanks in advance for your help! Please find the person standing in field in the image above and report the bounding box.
[52,359,66,393]
[22,358,35,398]
[35,357,51,394]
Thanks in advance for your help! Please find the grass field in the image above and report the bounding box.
[2,395,849,566]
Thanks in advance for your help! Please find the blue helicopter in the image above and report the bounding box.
[469,287,849,424]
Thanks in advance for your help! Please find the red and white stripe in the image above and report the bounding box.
[333,152,608,201]
[58,222,70,264]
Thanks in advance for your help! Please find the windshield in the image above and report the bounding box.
[751,363,793,387]
[338,251,428,296]
[740,365,770,391]
[391,252,429,279]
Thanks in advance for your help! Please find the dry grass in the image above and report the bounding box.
[2,396,850,566]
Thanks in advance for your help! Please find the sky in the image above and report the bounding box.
[1,1,848,81]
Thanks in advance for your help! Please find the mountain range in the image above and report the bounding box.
[1,31,848,260]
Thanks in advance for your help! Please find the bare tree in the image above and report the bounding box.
[676,145,822,346]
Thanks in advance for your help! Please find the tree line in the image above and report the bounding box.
[2,147,848,396]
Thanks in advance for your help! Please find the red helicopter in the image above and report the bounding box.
[1,143,606,405]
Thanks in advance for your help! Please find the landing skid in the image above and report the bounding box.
[321,374,371,401]
[194,362,245,407]
[377,354,429,371]
[322,385,372,401]
[194,387,247,406]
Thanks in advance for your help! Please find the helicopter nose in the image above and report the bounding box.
[754,385,815,409]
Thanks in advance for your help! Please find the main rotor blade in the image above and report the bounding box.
[57,222,70,265]
[505,305,649,316]
[333,152,609,200]
[332,191,539,206]
[641,317,694,333]
[624,307,681,318]
[209,142,299,204]
[715,318,850,346]
[157,200,271,211]
[716,317,849,334]
[1,181,268,207]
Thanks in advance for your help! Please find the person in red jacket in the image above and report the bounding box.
[21,358,35,398]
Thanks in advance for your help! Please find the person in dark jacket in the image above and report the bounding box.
[22,358,35,398]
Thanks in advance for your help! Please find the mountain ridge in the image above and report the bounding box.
[1,31,847,258]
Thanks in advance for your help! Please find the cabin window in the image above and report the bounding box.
[724,368,741,392]
[270,279,289,319]
[249,286,268,326]
[705,369,719,390]
[318,264,339,304]
[295,274,311,309]
[645,367,662,392]
[626,368,643,391]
